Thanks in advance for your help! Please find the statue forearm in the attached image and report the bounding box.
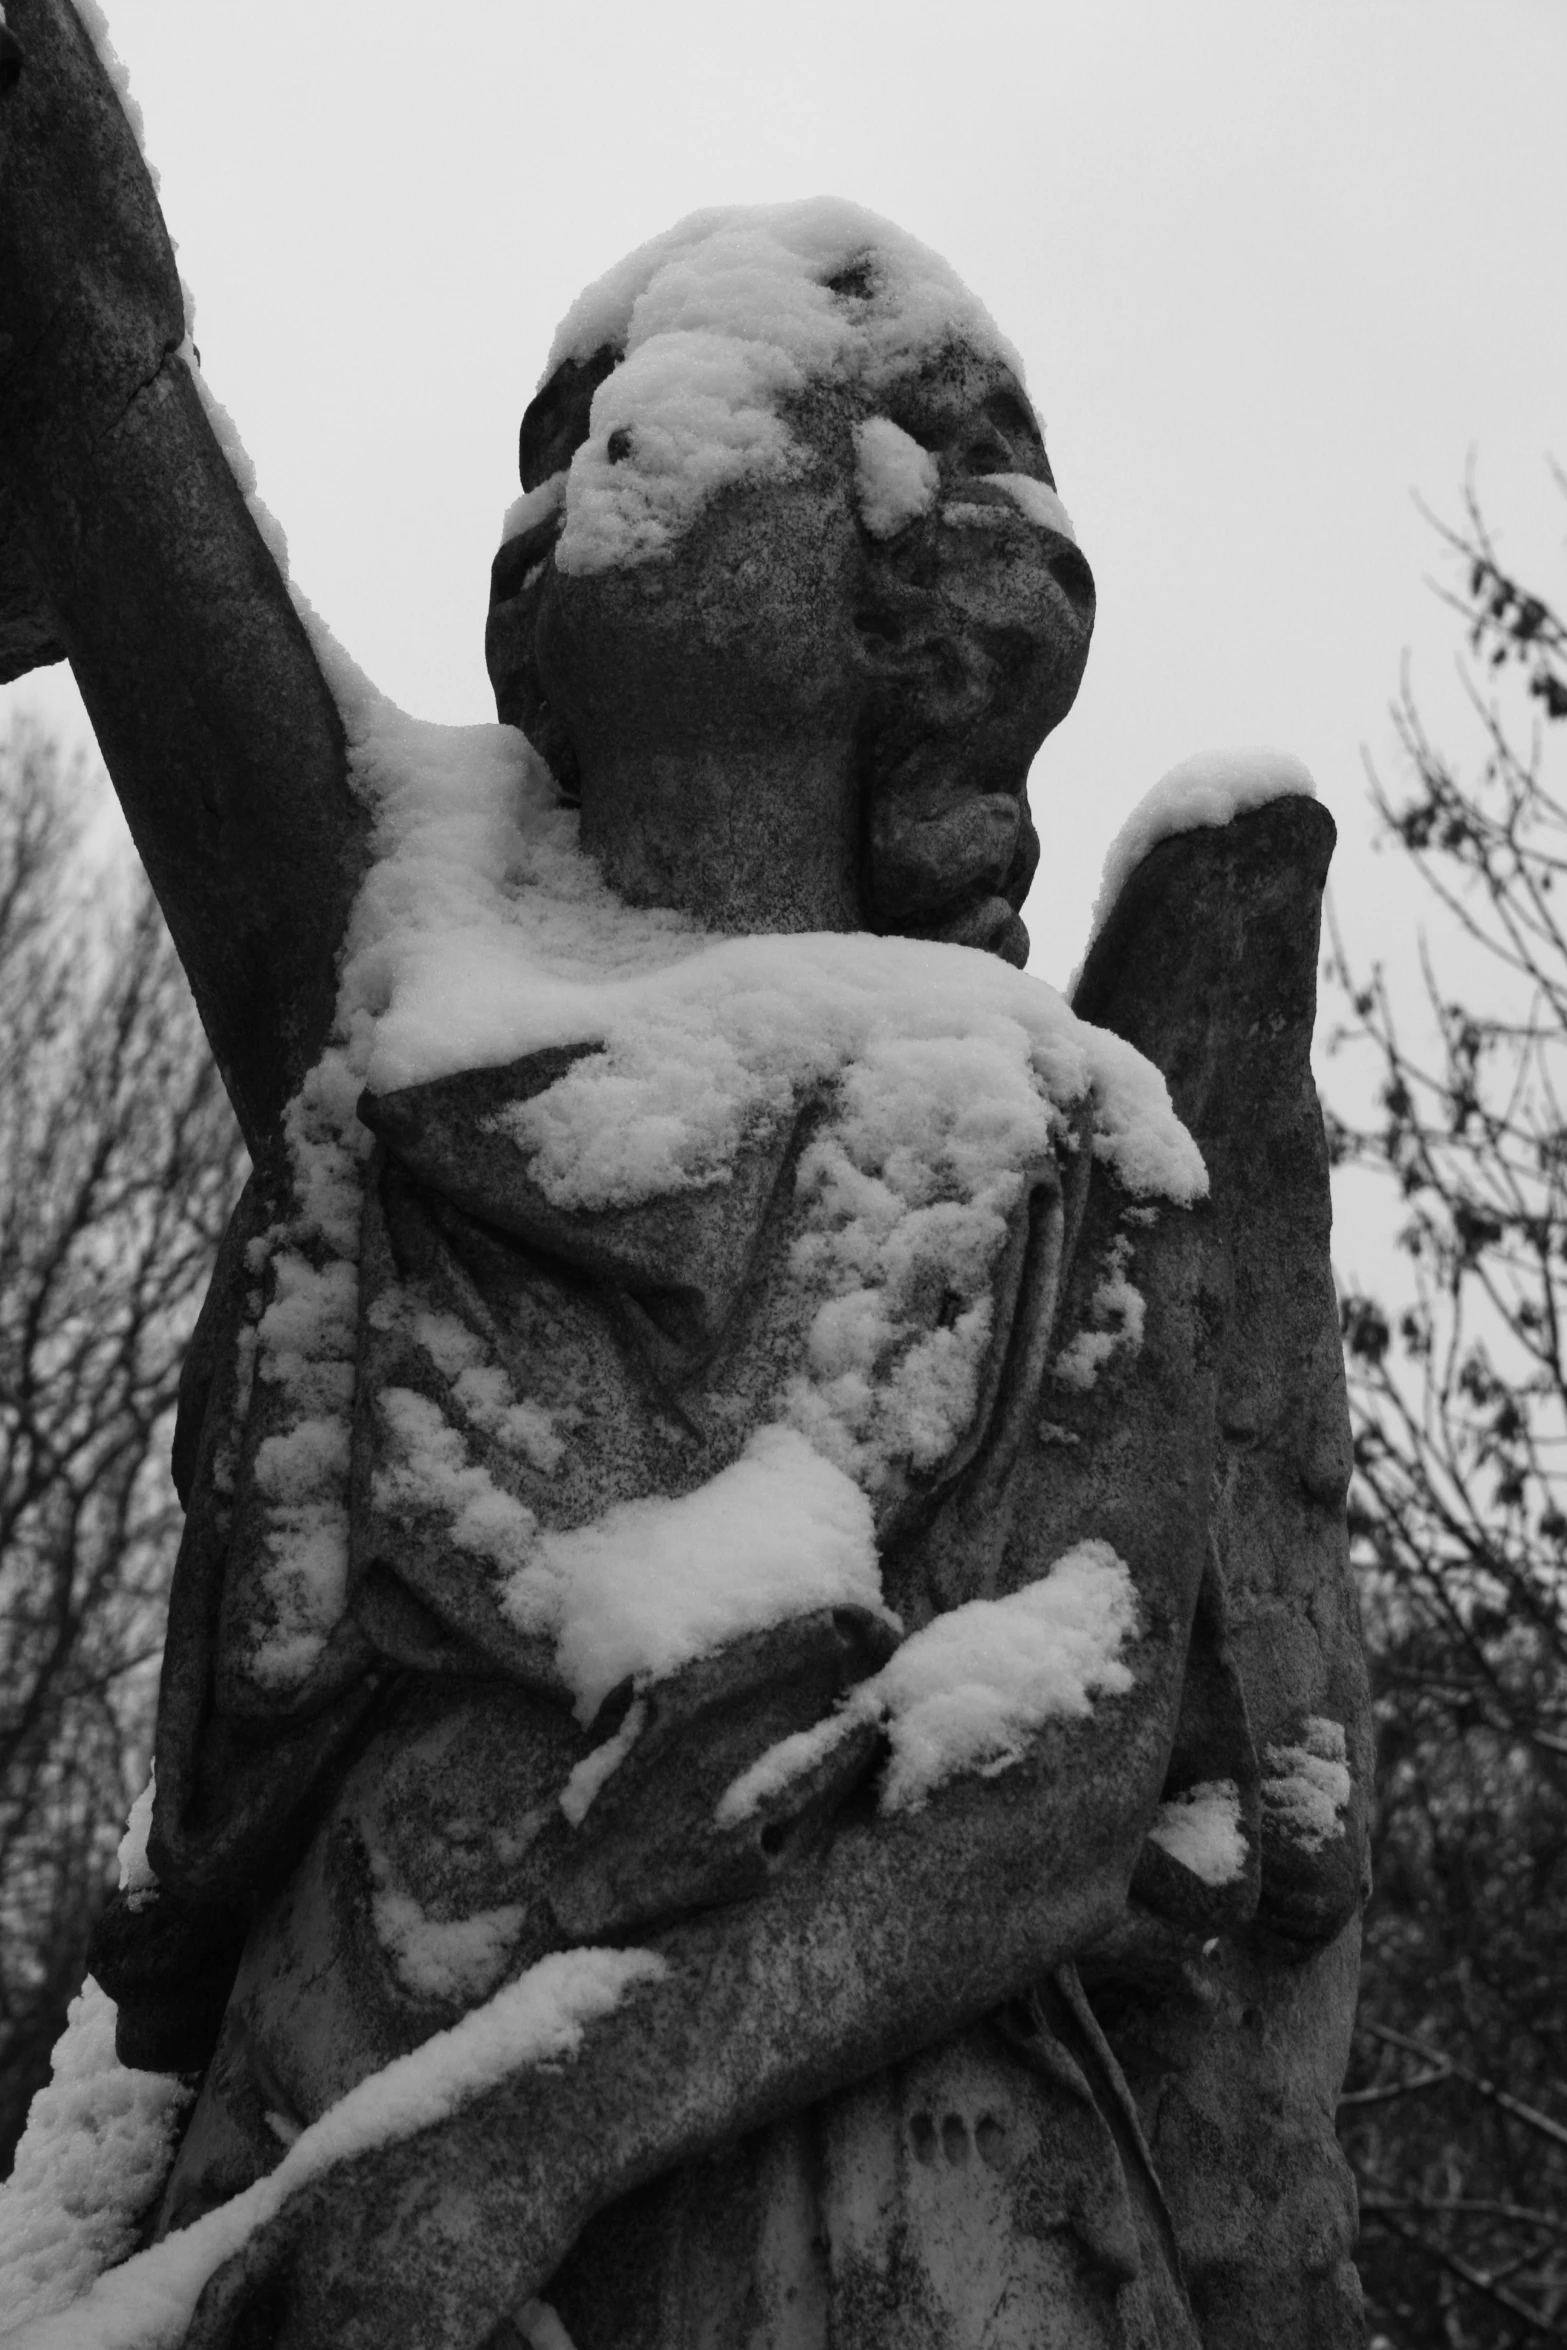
[187,1657,1189,2350]
[0,0,366,1149]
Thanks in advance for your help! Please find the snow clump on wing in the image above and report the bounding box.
[537,199,1029,575]
[1085,748,1318,952]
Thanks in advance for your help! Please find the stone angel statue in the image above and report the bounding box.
[0,7,1369,2347]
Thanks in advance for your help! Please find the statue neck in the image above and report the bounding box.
[578,741,862,936]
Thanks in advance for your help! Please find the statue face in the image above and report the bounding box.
[485,207,1094,959]
[530,399,866,787]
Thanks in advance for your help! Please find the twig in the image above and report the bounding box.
[1339,2067,1453,2109]
[1362,2204,1565,2339]
[1367,2024,1567,2155]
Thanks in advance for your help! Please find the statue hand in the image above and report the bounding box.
[543,1603,898,1945]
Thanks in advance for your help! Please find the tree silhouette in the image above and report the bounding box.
[1329,485,1567,2346]
[0,719,244,2174]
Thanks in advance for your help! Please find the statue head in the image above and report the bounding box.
[485,201,1094,965]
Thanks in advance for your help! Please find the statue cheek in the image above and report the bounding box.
[537,481,864,752]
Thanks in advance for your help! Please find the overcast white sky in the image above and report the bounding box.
[7,0,1566,1030]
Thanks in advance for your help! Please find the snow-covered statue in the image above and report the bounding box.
[0,8,1370,2350]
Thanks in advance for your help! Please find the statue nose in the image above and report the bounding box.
[1048,544,1096,616]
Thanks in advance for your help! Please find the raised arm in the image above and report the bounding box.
[0,0,368,1150]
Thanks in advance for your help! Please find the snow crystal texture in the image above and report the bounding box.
[1263,1717,1351,1851]
[217,682,1205,1712]
[0,1984,191,2333]
[718,1538,1139,1820]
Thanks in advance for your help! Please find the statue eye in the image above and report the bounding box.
[986,391,1038,444]
[961,430,1012,476]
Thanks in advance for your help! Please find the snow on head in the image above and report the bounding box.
[546,199,1022,391]
[1087,748,1317,950]
[540,200,1026,576]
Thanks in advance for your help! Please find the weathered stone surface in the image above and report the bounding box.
[0,484,64,681]
[0,21,1367,2338]
[1074,800,1368,2349]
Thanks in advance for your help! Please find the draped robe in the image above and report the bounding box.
[89,802,1370,2350]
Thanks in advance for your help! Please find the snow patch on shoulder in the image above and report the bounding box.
[1087,749,1318,951]
[222,680,1205,1704]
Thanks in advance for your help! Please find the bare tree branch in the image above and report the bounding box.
[0,717,245,2173]
[1328,476,1567,2350]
